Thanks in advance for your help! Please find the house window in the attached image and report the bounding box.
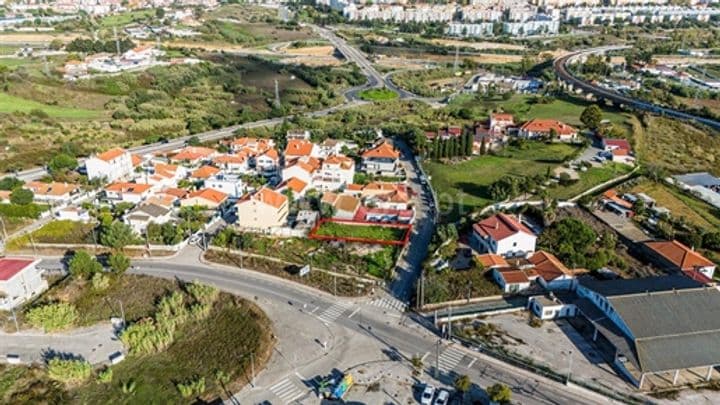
[513,242,517,247]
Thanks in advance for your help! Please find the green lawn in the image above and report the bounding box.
[359,88,399,101]
[426,142,581,221]
[0,92,100,119]
[548,163,633,200]
[99,9,154,27]
[315,221,406,241]
[488,94,633,135]
[629,180,720,229]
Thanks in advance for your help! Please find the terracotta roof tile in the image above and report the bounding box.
[646,240,714,271]
[187,188,227,204]
[362,141,400,159]
[96,147,127,162]
[520,119,576,136]
[473,213,533,242]
[191,165,221,179]
[284,140,315,157]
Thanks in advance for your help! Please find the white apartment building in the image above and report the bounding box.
[85,148,134,182]
[313,155,355,192]
[447,23,495,37]
[205,173,247,199]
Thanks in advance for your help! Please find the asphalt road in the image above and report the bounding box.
[554,46,720,131]
[128,260,613,405]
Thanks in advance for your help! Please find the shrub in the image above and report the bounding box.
[91,272,110,290]
[26,302,78,332]
[185,282,218,304]
[47,358,92,384]
[487,383,512,403]
[120,318,174,355]
[9,188,33,205]
[69,250,103,279]
[100,221,136,251]
[176,376,206,398]
[48,153,78,174]
[97,367,113,383]
[0,203,46,218]
[108,253,130,273]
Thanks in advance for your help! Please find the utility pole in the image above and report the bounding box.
[333,275,337,296]
[435,338,440,379]
[453,44,459,73]
[274,79,281,108]
[250,352,256,387]
[448,306,453,340]
[118,299,125,328]
[113,26,120,57]
[29,233,37,256]
[566,349,574,384]
[10,307,19,333]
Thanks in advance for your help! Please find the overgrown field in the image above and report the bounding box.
[0,275,273,404]
[314,221,407,242]
[426,142,581,220]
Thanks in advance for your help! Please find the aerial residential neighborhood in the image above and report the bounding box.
[0,0,719,404]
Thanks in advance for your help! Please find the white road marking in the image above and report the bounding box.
[269,377,304,404]
[468,358,477,368]
[348,307,361,318]
[369,297,408,312]
[438,347,466,372]
[421,351,430,362]
[317,302,353,324]
[309,306,319,314]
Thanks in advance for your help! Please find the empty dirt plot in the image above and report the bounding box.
[0,33,80,44]
[430,38,527,51]
[282,45,335,56]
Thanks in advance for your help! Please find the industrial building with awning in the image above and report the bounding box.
[573,275,720,390]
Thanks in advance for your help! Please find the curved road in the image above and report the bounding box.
[554,46,720,130]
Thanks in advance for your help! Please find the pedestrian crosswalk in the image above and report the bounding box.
[369,296,408,312]
[269,377,305,404]
[438,346,466,372]
[317,301,353,324]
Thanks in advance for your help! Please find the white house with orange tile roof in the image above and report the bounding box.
[313,155,355,191]
[493,268,536,293]
[236,187,289,229]
[137,163,187,189]
[230,137,274,155]
[24,181,80,204]
[518,119,577,142]
[472,213,536,258]
[361,141,401,176]
[284,139,322,159]
[489,113,515,132]
[212,154,250,173]
[646,240,716,279]
[104,182,152,204]
[256,148,280,174]
[189,165,221,181]
[369,188,412,211]
[529,250,580,291]
[170,146,217,165]
[124,203,174,234]
[86,147,134,182]
[277,177,309,198]
[282,156,320,185]
[180,188,228,209]
[205,173,246,199]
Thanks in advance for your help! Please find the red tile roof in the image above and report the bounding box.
[284,177,308,194]
[473,213,533,242]
[241,187,287,209]
[476,254,509,269]
[529,251,572,281]
[105,182,151,194]
[0,258,35,281]
[498,269,530,284]
[171,146,216,162]
[491,113,514,122]
[646,240,715,271]
[191,165,220,179]
[96,148,127,162]
[187,188,227,204]
[285,140,315,157]
[362,141,400,159]
[603,138,632,151]
[520,119,576,136]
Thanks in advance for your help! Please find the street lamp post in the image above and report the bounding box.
[565,349,573,384]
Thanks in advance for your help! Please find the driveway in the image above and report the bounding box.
[0,323,122,365]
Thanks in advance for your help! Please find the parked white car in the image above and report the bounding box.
[434,389,450,405]
[421,385,435,405]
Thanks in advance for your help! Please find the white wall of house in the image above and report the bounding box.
[362,157,398,176]
[0,260,47,311]
[205,177,246,199]
[86,153,133,182]
[474,231,536,258]
[282,166,313,185]
[492,268,530,293]
[236,200,288,229]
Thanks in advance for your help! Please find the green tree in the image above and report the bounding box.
[155,7,165,18]
[454,375,472,398]
[538,218,598,268]
[48,153,78,174]
[108,252,130,273]
[703,232,720,250]
[100,221,136,251]
[487,383,512,403]
[10,188,34,205]
[0,176,22,191]
[69,250,103,278]
[580,104,603,130]
[186,135,201,146]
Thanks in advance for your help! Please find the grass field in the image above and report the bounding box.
[633,115,720,175]
[426,142,581,220]
[314,221,406,242]
[359,88,399,101]
[0,92,100,119]
[548,163,634,200]
[0,275,273,404]
[99,9,154,27]
[7,220,95,251]
[629,180,720,229]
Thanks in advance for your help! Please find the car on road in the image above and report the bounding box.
[420,385,435,405]
[434,389,450,405]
